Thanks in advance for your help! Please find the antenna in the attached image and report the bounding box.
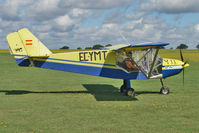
[119,31,131,45]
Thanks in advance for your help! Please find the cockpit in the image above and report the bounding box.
[116,48,163,78]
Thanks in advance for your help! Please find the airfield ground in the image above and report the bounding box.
[0,49,198,133]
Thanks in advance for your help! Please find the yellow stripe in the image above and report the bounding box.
[14,56,25,59]
[33,58,119,69]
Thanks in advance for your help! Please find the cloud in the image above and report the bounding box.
[60,0,135,9]
[53,14,75,32]
[25,0,65,22]
[195,24,199,32]
[140,0,199,14]
[103,9,124,24]
[0,0,199,49]
[0,0,33,21]
[125,12,146,20]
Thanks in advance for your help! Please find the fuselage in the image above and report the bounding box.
[14,49,189,80]
[7,28,189,81]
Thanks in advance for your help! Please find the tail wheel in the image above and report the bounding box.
[125,88,135,97]
[160,86,170,95]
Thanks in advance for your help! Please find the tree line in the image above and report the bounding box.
[60,44,112,50]
[60,44,199,50]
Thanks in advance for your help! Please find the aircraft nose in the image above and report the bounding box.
[182,62,189,68]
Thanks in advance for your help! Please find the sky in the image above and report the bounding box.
[0,0,199,49]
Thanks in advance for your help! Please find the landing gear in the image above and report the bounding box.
[120,80,135,97]
[160,86,169,94]
[160,78,170,95]
[120,85,125,93]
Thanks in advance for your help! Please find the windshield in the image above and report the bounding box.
[116,48,162,78]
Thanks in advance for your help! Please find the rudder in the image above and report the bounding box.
[7,31,30,66]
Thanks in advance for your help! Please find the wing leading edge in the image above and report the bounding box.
[110,42,169,51]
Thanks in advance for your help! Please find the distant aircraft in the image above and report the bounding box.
[6,28,189,96]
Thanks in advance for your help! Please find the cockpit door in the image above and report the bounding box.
[116,48,163,79]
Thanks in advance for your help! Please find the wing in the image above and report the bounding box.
[111,42,169,51]
[104,44,129,50]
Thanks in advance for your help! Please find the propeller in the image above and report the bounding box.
[180,49,184,62]
[180,49,187,86]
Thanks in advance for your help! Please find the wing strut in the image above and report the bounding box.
[147,48,159,78]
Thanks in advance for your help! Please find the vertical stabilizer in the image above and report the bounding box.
[6,28,52,66]
[17,28,52,57]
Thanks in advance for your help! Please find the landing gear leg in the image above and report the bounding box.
[160,78,169,95]
[120,79,135,97]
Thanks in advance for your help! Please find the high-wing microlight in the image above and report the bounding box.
[6,28,189,96]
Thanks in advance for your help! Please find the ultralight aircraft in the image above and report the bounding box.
[6,28,189,96]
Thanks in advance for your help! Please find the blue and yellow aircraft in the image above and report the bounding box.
[6,28,189,96]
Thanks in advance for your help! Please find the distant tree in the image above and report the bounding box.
[85,47,92,50]
[60,46,69,49]
[196,44,199,49]
[176,44,188,49]
[105,44,112,47]
[77,47,82,50]
[92,44,104,49]
[159,46,165,49]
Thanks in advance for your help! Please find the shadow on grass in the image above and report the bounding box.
[0,85,162,101]
[135,91,161,96]
[0,90,90,95]
[82,84,137,101]
[0,84,138,101]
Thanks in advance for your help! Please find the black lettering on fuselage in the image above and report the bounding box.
[94,51,101,61]
[83,52,88,61]
[79,50,108,61]
[164,59,169,64]
[79,52,84,61]
[102,51,107,60]
[89,52,93,61]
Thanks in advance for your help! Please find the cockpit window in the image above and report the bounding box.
[116,48,162,78]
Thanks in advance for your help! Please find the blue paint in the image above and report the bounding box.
[47,58,115,67]
[126,80,131,88]
[13,54,28,57]
[15,58,30,66]
[162,69,182,78]
[33,60,147,80]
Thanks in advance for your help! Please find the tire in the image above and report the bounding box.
[160,86,170,95]
[125,88,135,97]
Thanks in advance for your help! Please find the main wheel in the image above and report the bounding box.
[160,86,169,95]
[125,88,135,97]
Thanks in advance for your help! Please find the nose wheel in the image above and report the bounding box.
[160,79,170,95]
[160,86,169,94]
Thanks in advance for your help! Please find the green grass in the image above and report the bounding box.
[0,51,199,133]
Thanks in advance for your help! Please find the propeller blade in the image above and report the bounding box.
[180,49,184,62]
[184,60,188,65]
[180,49,186,86]
[183,68,184,86]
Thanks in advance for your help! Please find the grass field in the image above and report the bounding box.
[0,50,199,133]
